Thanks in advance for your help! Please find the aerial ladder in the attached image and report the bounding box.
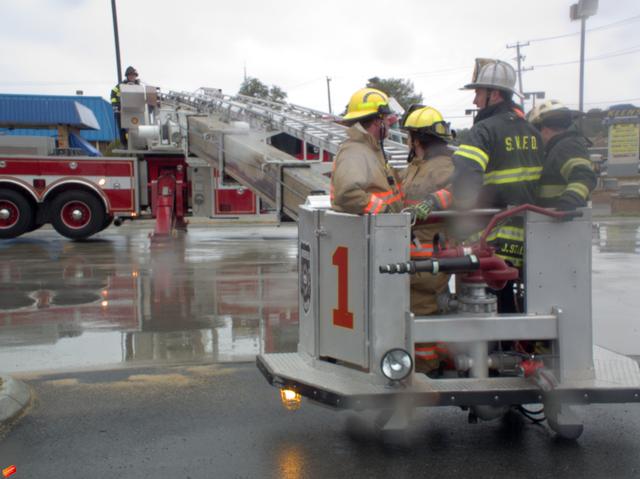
[165,88,409,162]
[161,88,410,221]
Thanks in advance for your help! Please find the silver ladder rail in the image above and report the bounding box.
[162,89,409,165]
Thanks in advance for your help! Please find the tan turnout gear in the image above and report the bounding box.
[401,143,454,315]
[400,106,455,373]
[330,122,403,214]
[402,142,454,373]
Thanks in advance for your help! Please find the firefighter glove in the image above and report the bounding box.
[555,193,584,211]
[414,200,433,221]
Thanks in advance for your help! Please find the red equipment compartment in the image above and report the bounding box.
[215,188,256,215]
[268,133,332,162]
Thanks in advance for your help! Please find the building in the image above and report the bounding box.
[0,93,117,154]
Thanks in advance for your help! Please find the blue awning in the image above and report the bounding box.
[0,96,100,130]
[69,132,101,157]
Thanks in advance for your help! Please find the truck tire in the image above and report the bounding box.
[99,216,114,232]
[0,190,33,239]
[50,190,106,240]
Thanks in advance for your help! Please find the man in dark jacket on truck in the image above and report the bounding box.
[527,100,597,210]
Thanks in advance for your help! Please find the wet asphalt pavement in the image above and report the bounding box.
[0,219,639,477]
[2,363,640,479]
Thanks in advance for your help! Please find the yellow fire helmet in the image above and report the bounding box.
[401,104,453,141]
[342,88,392,122]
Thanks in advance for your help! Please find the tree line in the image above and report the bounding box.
[238,76,619,146]
[238,76,422,112]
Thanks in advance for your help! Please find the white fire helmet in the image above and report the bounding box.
[462,58,521,97]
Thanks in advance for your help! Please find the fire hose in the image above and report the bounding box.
[379,204,582,290]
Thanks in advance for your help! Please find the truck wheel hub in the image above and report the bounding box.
[61,201,91,229]
[0,201,18,227]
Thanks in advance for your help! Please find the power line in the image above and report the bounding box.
[567,97,640,107]
[589,14,640,32]
[407,66,470,79]
[532,45,640,69]
[381,45,509,83]
[284,77,324,90]
[528,13,640,43]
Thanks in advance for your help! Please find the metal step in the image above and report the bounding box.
[257,346,640,410]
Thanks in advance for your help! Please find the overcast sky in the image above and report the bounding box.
[1,0,639,128]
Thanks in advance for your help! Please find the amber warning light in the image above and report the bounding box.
[2,465,16,478]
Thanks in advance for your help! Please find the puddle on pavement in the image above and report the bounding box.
[0,222,638,373]
[591,222,640,356]
[0,227,298,373]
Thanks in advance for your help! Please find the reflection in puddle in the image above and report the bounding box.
[593,223,640,254]
[276,444,306,479]
[0,227,298,373]
[591,222,640,356]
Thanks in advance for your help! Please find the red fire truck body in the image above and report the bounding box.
[0,153,143,239]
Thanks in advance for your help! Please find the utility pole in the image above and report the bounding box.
[506,41,532,98]
[326,76,332,114]
[570,0,598,112]
[110,0,122,84]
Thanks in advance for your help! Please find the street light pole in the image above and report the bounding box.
[111,0,122,84]
[326,77,333,114]
[579,16,587,112]
[570,0,598,112]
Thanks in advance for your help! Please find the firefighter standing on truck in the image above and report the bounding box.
[526,100,597,210]
[110,66,140,146]
[330,88,403,214]
[412,59,543,312]
[400,105,455,373]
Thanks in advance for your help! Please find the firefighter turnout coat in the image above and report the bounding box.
[330,123,403,214]
[400,143,454,316]
[452,101,544,267]
[538,129,596,209]
[110,84,122,111]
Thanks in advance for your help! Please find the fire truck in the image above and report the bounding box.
[256,202,640,441]
[0,87,409,240]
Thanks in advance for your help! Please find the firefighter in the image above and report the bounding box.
[110,66,140,146]
[526,100,597,210]
[400,105,455,373]
[330,88,403,214]
[413,59,543,312]
[450,58,543,213]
